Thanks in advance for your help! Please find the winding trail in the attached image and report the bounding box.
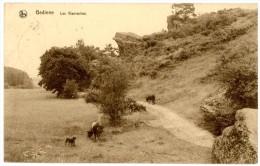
[138,101,214,148]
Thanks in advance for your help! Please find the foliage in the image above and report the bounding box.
[38,40,102,97]
[165,8,251,40]
[4,66,34,89]
[61,79,78,99]
[200,95,236,136]
[102,43,119,57]
[217,56,257,109]
[85,90,100,105]
[99,59,130,125]
[215,39,257,109]
[172,3,196,21]
[87,57,130,125]
[200,24,257,135]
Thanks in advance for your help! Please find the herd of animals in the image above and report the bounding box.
[65,95,156,147]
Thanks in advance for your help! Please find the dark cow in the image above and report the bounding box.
[65,137,77,147]
[87,122,104,141]
[146,95,155,104]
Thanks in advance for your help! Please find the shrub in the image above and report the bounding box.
[219,59,257,109]
[61,79,78,99]
[142,36,158,49]
[99,63,130,125]
[200,95,236,136]
[175,48,191,61]
[215,41,257,109]
[88,58,130,126]
[164,8,245,40]
[85,90,100,104]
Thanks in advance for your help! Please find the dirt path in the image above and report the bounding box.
[138,101,214,148]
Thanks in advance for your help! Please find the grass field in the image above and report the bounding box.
[4,89,211,163]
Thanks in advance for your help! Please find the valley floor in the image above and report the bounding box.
[4,89,212,163]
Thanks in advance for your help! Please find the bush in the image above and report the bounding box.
[85,90,100,104]
[99,61,130,125]
[61,79,78,99]
[164,8,246,40]
[87,58,130,126]
[219,59,257,109]
[175,48,191,61]
[200,95,236,136]
[215,41,257,109]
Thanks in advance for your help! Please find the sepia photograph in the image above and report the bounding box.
[2,1,258,164]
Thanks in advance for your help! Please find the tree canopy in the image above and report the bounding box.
[4,66,33,89]
[38,40,102,96]
[172,3,196,21]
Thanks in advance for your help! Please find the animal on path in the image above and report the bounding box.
[146,95,155,104]
[65,137,77,147]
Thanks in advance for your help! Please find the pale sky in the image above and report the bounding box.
[4,3,258,78]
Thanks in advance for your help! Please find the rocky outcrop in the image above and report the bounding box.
[167,15,184,31]
[113,32,143,56]
[212,108,258,164]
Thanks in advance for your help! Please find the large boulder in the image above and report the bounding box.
[113,32,143,56]
[212,108,258,164]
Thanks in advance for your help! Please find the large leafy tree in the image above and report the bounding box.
[172,3,196,21]
[38,46,92,96]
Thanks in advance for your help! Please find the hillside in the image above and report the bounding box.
[4,66,34,89]
[114,8,258,125]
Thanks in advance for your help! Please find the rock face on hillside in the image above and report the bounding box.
[167,15,184,30]
[212,108,258,164]
[113,32,143,56]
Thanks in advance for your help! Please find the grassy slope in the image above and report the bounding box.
[128,50,219,123]
[4,89,211,163]
[128,12,257,125]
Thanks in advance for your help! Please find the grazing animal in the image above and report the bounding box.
[65,137,77,147]
[146,95,155,104]
[126,98,136,113]
[87,130,93,138]
[88,122,104,141]
[137,104,147,111]
[129,103,146,112]
[129,102,136,112]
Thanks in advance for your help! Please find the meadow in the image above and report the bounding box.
[4,88,211,163]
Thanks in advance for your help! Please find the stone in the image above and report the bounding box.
[113,32,143,57]
[167,15,184,31]
[212,108,258,164]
